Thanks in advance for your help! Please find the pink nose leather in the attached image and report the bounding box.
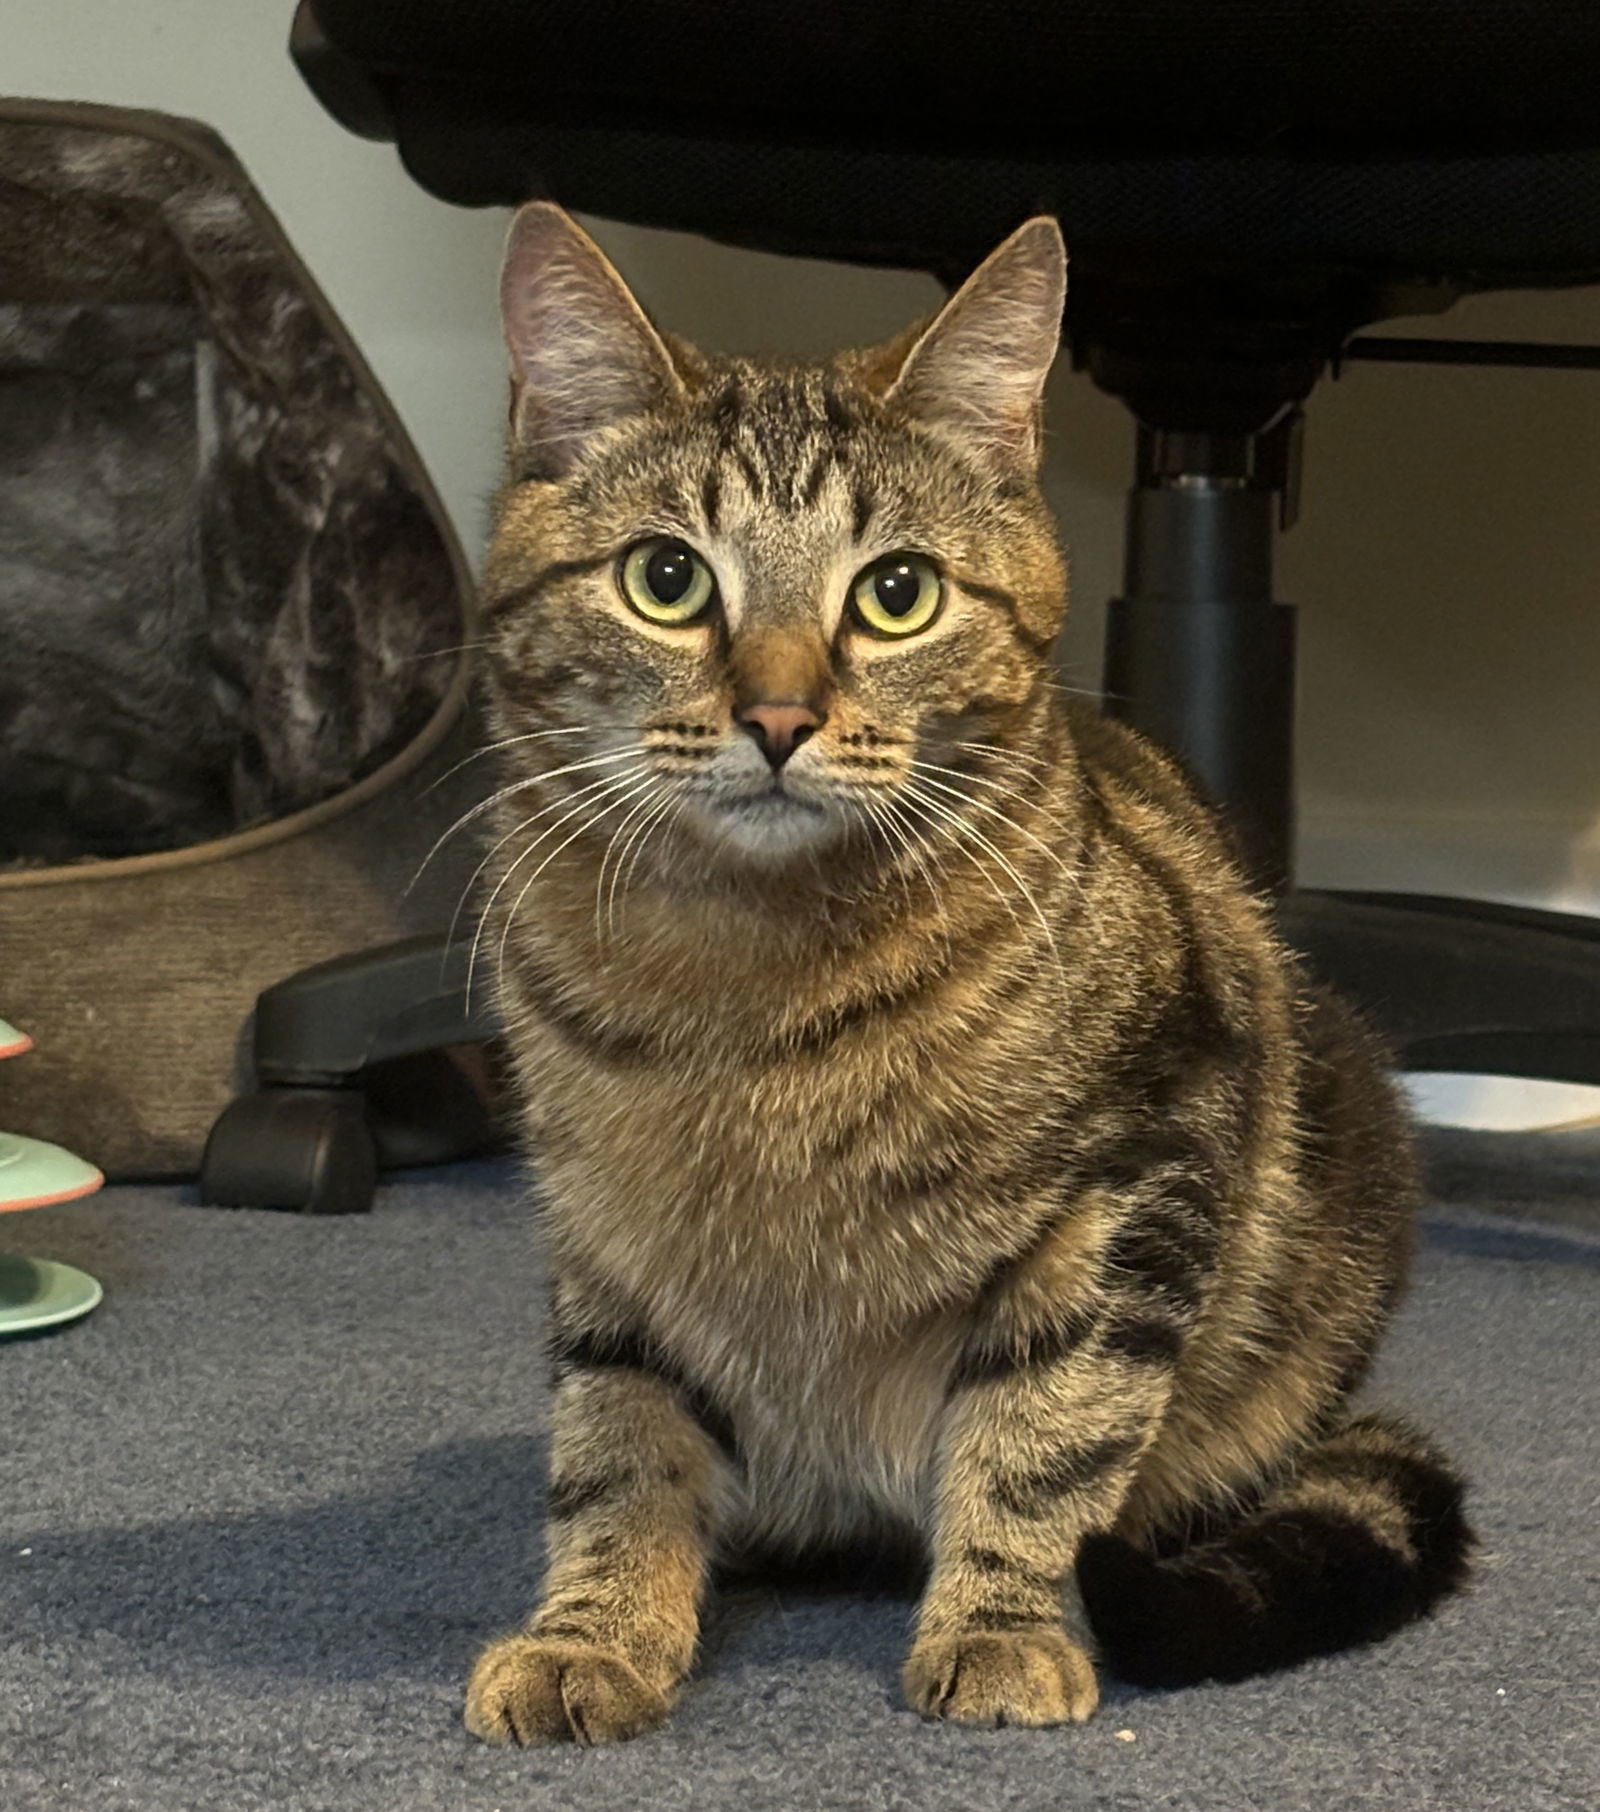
[736,702,824,767]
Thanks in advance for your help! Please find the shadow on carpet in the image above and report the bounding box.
[2,1135,1595,1812]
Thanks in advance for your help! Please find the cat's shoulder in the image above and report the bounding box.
[1061,695,1220,844]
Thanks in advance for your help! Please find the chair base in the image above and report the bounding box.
[198,939,502,1213]
[199,883,1600,1210]
[1282,890,1600,1085]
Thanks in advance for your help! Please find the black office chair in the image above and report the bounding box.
[200,0,1600,1210]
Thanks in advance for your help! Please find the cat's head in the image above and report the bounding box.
[482,204,1067,877]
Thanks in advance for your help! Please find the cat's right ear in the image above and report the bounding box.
[500,202,684,479]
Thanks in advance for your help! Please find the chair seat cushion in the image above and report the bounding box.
[314,0,1600,159]
[304,1,1600,285]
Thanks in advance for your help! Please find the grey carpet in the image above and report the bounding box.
[2,1132,1596,1812]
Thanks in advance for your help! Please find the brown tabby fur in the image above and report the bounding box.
[463,206,1472,1745]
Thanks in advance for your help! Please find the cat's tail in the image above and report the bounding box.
[1076,1412,1474,1686]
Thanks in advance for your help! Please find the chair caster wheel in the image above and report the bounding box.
[200,1087,378,1213]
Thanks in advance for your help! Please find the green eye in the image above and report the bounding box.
[619,538,717,625]
[850,553,943,638]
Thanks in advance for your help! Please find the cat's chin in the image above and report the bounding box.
[686,791,846,865]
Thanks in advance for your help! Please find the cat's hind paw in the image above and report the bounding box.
[903,1626,1099,1728]
[465,1634,671,1747]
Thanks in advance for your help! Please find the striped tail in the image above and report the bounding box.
[1077,1413,1474,1686]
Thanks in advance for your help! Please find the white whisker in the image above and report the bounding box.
[899,779,1062,971]
[1041,669,1107,702]
[894,788,1026,943]
[407,745,642,894]
[398,637,494,665]
[905,762,1083,900]
[951,738,1050,774]
[861,790,958,966]
[489,773,661,1004]
[467,767,650,1011]
[609,787,689,941]
[908,754,1048,803]
[595,782,670,948]
[843,791,907,896]
[446,766,659,960]
[421,725,622,800]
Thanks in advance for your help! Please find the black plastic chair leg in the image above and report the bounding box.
[1281,889,1600,1084]
[201,1086,378,1213]
[200,935,499,1212]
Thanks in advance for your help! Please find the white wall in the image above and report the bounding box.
[11,1,1600,1125]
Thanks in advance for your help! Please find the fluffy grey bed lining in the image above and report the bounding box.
[0,104,462,865]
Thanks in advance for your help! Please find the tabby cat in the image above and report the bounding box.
[463,204,1472,1745]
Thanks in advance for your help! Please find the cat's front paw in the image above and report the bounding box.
[903,1626,1099,1728]
[465,1634,671,1746]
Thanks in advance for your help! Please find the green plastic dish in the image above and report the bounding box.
[0,1252,104,1334]
[0,1017,32,1060]
[0,1132,104,1212]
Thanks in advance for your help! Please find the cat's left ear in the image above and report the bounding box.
[499,201,685,479]
[884,217,1066,477]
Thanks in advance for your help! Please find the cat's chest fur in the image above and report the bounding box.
[531,1017,996,1331]
[539,1050,977,1540]
[503,916,1046,1535]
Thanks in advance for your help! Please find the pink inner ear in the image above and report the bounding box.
[886,218,1065,471]
[499,204,683,476]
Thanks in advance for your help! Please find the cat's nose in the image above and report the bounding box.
[735,702,825,769]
